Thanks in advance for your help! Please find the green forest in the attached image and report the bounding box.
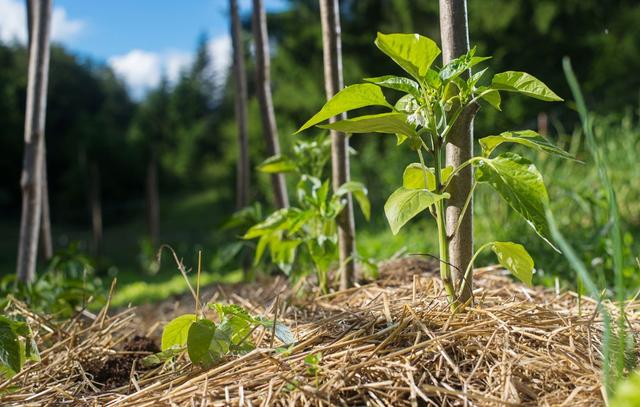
[1,0,640,405]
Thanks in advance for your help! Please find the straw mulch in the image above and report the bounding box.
[1,258,638,406]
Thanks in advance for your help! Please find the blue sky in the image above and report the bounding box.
[0,0,289,97]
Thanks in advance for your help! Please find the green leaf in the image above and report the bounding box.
[364,75,422,99]
[256,318,296,345]
[258,155,297,173]
[254,234,271,265]
[479,130,576,160]
[187,319,227,367]
[491,71,563,102]
[161,314,197,351]
[335,181,371,220]
[439,47,490,82]
[296,84,392,133]
[270,239,301,274]
[491,242,534,286]
[384,187,449,235]
[318,112,417,138]
[375,33,441,82]
[217,317,252,348]
[243,208,292,239]
[475,153,555,248]
[394,94,419,114]
[611,371,640,407]
[211,303,255,323]
[0,322,20,376]
[402,163,453,191]
[477,86,501,110]
[141,347,183,368]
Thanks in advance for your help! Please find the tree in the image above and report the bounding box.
[27,0,53,260]
[17,0,52,283]
[130,79,171,247]
[439,0,477,303]
[252,0,289,209]
[230,0,250,209]
[319,0,356,290]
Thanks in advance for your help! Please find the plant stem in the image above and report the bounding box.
[456,241,493,310]
[451,181,477,239]
[431,143,456,304]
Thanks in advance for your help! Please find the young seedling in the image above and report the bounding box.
[244,137,370,293]
[144,250,295,368]
[0,315,39,378]
[297,33,573,308]
[145,303,295,368]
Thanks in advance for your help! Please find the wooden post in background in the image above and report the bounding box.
[230,0,250,209]
[319,0,356,290]
[252,0,289,209]
[17,0,52,282]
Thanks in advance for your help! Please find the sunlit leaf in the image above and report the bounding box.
[610,371,640,407]
[375,33,441,82]
[475,153,555,248]
[384,187,449,235]
[477,86,501,110]
[479,130,576,160]
[243,208,295,239]
[297,84,392,133]
[258,155,297,173]
[141,347,183,368]
[335,181,371,220]
[364,75,422,99]
[318,112,417,138]
[491,242,534,286]
[491,71,563,101]
[403,163,453,191]
[161,314,196,351]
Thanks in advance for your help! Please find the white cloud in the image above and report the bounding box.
[0,0,85,44]
[164,51,192,82]
[51,7,85,42]
[108,50,162,98]
[109,35,232,99]
[207,35,232,82]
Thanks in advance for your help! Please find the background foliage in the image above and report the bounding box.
[0,0,639,300]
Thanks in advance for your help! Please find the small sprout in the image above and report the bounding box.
[148,303,294,369]
[304,352,322,376]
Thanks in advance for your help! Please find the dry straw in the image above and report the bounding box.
[1,258,638,406]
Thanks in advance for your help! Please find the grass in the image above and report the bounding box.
[109,269,243,308]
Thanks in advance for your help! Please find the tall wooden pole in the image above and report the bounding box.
[17,0,52,283]
[146,148,160,247]
[439,0,476,303]
[27,0,53,261]
[230,0,250,210]
[319,0,356,290]
[252,0,289,209]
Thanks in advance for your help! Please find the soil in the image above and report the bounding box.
[85,335,159,390]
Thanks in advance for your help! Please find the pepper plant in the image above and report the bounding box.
[243,136,370,293]
[297,33,573,307]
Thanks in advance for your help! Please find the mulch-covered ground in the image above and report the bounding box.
[1,258,638,406]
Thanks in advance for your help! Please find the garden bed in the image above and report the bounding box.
[1,258,637,406]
